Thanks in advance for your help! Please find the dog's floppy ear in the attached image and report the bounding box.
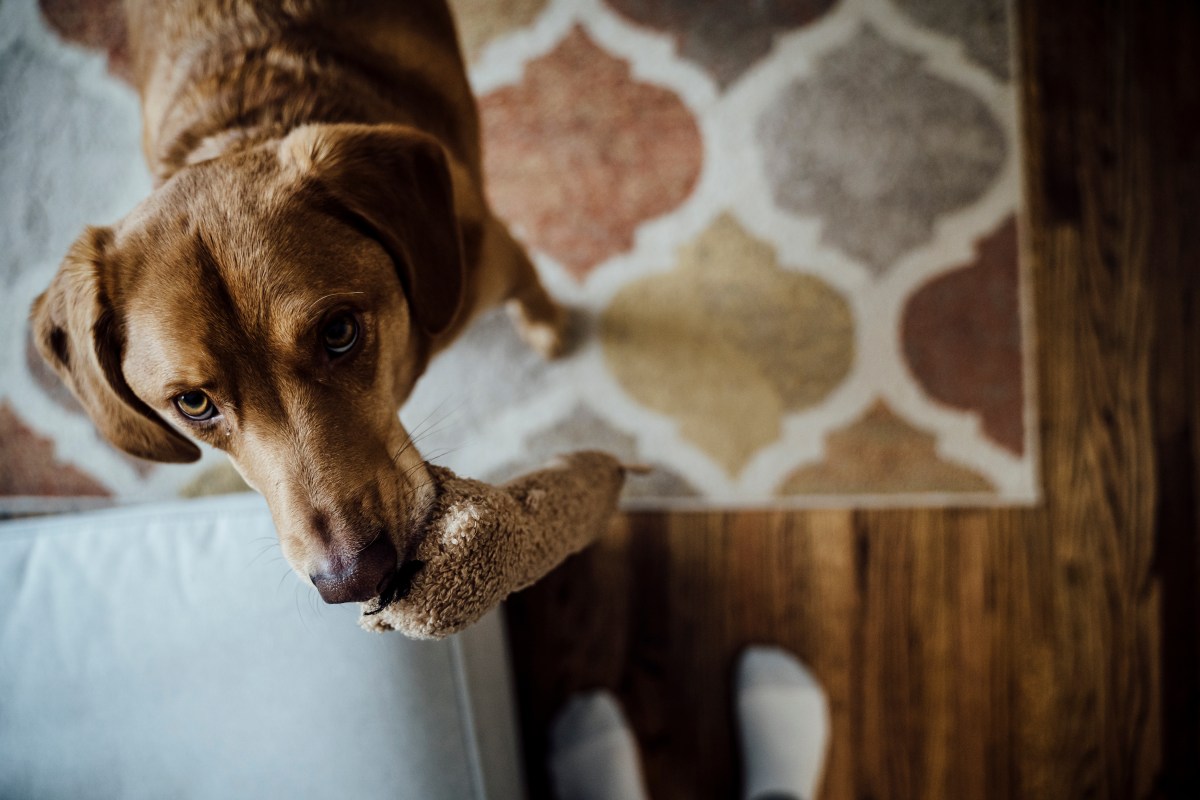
[281,123,465,337]
[29,227,201,463]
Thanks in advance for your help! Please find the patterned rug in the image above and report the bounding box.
[0,0,1035,514]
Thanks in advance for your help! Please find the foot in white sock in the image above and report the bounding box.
[736,646,830,800]
[548,691,650,800]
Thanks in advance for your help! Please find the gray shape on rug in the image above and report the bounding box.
[757,26,1007,274]
[486,405,699,499]
[894,0,1014,81]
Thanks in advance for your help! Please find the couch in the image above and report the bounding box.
[0,494,526,799]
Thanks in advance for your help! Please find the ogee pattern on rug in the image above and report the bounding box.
[0,0,1034,511]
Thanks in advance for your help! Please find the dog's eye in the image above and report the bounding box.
[175,391,217,421]
[322,313,358,355]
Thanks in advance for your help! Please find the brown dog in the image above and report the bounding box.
[29,0,566,604]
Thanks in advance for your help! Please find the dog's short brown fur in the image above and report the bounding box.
[29,0,566,603]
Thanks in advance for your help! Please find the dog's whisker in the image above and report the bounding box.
[404,407,446,443]
[406,416,461,452]
[351,528,385,557]
[391,433,421,465]
[398,459,427,479]
[390,431,427,467]
[415,446,461,467]
[403,396,462,438]
[415,399,466,437]
[416,403,468,448]
[396,403,452,457]
[247,546,277,567]
[307,585,323,620]
[293,583,309,631]
[395,456,440,493]
[388,418,464,484]
[413,446,460,470]
[301,290,366,318]
[393,397,467,464]
[391,442,414,467]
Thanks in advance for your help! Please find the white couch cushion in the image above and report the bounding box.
[0,494,525,799]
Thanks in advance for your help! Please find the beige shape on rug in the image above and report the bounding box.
[780,400,994,495]
[179,461,253,499]
[447,0,549,62]
[602,213,854,475]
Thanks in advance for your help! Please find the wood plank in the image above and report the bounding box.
[505,1,1199,797]
[1144,0,1200,794]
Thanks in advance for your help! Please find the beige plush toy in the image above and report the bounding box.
[359,451,629,639]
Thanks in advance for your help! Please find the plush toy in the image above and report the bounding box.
[359,451,629,639]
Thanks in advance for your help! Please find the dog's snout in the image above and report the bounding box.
[309,534,398,604]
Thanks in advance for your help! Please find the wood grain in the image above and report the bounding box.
[505,1,1200,798]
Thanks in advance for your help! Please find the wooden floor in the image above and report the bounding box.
[504,2,1200,798]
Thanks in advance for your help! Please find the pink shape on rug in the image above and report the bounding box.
[24,330,159,479]
[779,400,994,495]
[0,401,111,497]
[902,217,1025,455]
[39,0,132,83]
[479,26,704,280]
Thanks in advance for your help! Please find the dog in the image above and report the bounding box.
[29,0,567,604]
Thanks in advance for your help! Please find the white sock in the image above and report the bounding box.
[548,691,650,800]
[736,647,830,800]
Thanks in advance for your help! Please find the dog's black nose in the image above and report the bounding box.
[310,534,398,604]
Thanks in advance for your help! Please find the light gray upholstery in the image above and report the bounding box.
[0,495,525,799]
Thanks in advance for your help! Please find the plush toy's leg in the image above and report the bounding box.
[549,691,649,800]
[736,646,830,800]
[500,451,627,591]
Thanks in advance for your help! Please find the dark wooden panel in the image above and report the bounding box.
[1144,0,1200,795]
[505,1,1200,798]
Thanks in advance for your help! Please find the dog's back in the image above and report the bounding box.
[124,0,481,184]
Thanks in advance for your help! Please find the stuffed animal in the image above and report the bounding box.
[359,451,629,639]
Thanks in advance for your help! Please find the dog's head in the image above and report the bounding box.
[30,124,465,603]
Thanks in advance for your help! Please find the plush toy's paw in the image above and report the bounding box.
[545,449,627,480]
[359,612,394,635]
